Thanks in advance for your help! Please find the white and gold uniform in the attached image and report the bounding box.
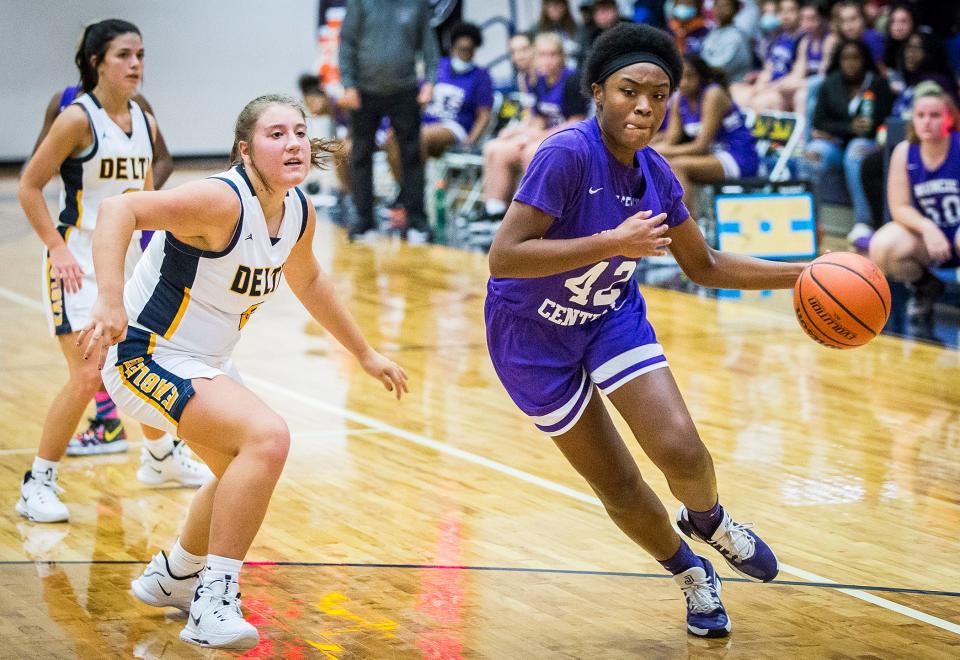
[102,165,309,433]
[43,92,154,335]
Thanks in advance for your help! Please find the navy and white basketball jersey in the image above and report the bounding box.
[488,118,689,325]
[908,132,960,231]
[123,165,309,359]
[59,92,153,229]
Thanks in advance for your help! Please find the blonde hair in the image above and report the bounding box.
[230,94,339,168]
[533,31,565,56]
[906,82,960,143]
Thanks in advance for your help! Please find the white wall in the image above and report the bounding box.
[0,0,317,161]
[1,1,632,161]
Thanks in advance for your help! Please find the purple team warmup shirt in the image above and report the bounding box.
[767,30,800,81]
[908,131,960,267]
[423,57,494,134]
[533,68,577,129]
[488,117,690,325]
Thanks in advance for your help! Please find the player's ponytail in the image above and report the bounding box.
[231,94,340,169]
[75,19,141,92]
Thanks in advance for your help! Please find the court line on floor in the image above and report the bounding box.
[246,375,960,637]
[2,285,957,635]
[0,559,958,599]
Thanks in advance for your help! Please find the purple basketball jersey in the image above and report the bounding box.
[678,85,759,176]
[488,118,690,325]
[423,58,494,134]
[533,68,576,129]
[908,132,960,266]
[767,30,800,81]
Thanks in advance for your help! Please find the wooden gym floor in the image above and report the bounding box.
[0,167,957,658]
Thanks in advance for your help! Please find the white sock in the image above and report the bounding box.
[31,457,59,480]
[167,538,206,577]
[144,433,176,457]
[204,554,243,584]
[484,199,507,215]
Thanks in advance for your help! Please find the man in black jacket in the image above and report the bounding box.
[339,0,439,241]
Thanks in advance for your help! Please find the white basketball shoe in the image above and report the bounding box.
[180,574,259,650]
[16,469,69,523]
[137,440,214,488]
[130,551,201,612]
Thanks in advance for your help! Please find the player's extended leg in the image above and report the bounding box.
[607,368,779,583]
[17,333,103,523]
[552,390,730,637]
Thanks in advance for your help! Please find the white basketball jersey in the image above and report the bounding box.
[59,92,153,230]
[124,165,309,359]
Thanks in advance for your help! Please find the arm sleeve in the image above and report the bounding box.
[513,145,584,220]
[338,0,360,89]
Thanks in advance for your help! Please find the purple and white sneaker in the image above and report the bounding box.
[676,506,779,583]
[674,557,731,638]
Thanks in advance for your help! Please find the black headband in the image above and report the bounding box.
[595,52,675,90]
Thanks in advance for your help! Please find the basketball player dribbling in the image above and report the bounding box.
[79,95,408,649]
[485,24,808,637]
[17,19,210,526]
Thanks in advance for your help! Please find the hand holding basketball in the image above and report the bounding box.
[793,252,891,349]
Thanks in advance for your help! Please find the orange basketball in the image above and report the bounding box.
[793,252,891,349]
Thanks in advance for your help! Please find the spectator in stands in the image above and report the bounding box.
[298,74,339,198]
[882,3,916,93]
[668,0,711,56]
[732,0,804,112]
[476,32,587,222]
[835,0,885,67]
[656,55,759,219]
[338,0,439,242]
[803,38,894,234]
[947,8,960,79]
[701,0,755,82]
[854,32,959,246]
[632,0,668,28]
[576,0,629,72]
[529,0,582,69]
[744,0,834,114]
[779,0,836,114]
[754,0,783,63]
[510,33,537,95]
[890,32,959,117]
[383,22,493,177]
[734,0,763,42]
[869,82,960,324]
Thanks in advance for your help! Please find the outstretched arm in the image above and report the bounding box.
[284,203,408,399]
[668,217,806,289]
